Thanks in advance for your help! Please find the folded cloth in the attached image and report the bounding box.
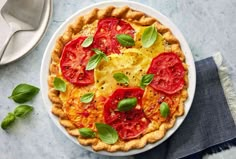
[135,53,236,159]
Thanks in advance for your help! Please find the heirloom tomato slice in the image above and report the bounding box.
[93,17,135,55]
[104,88,150,140]
[60,36,94,86]
[147,52,185,94]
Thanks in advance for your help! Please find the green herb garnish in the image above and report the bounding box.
[140,74,154,89]
[80,93,94,103]
[116,34,135,47]
[117,97,137,112]
[14,105,33,118]
[86,49,108,70]
[113,72,129,85]
[160,102,170,117]
[95,123,118,144]
[8,84,40,103]
[79,128,96,138]
[53,77,66,92]
[81,36,93,47]
[141,26,158,48]
[1,113,16,130]
[1,105,33,130]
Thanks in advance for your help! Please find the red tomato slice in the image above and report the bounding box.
[93,17,135,55]
[60,36,94,86]
[103,88,150,140]
[147,52,185,94]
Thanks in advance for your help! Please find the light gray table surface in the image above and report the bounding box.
[0,0,235,159]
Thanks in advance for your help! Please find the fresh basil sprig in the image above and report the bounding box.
[92,48,108,61]
[79,128,96,138]
[95,123,118,144]
[140,74,154,89]
[86,49,108,70]
[1,113,16,130]
[81,36,93,47]
[116,34,135,47]
[160,102,170,117]
[53,77,66,92]
[1,105,33,130]
[118,97,137,112]
[80,93,94,103]
[8,84,40,103]
[113,72,129,85]
[142,26,158,48]
[14,105,33,118]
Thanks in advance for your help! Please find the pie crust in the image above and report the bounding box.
[48,6,188,152]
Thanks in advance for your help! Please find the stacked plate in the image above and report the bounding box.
[0,0,52,65]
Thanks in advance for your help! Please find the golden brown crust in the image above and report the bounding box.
[48,6,188,152]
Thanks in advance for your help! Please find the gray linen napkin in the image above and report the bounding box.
[135,54,236,159]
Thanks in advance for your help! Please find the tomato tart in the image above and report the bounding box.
[48,6,188,152]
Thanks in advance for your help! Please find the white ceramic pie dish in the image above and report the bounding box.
[40,0,196,156]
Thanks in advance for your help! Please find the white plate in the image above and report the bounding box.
[40,0,196,156]
[0,0,52,65]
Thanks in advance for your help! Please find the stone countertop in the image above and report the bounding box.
[0,0,235,159]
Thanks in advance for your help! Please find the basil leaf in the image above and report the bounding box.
[81,36,93,47]
[118,97,137,112]
[79,128,96,138]
[8,84,40,103]
[92,48,104,55]
[86,49,108,70]
[140,74,154,89]
[142,26,158,48]
[95,123,118,144]
[80,93,94,103]
[116,34,135,47]
[53,77,66,92]
[92,48,108,61]
[14,105,33,118]
[101,53,108,62]
[160,102,170,117]
[113,73,129,85]
[1,113,16,130]
[86,54,103,70]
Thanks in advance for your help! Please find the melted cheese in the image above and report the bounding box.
[59,81,74,103]
[132,25,164,58]
[94,51,151,97]
[60,82,103,129]
[142,86,181,130]
[58,21,166,128]
[94,25,164,97]
[72,20,98,38]
[60,82,95,104]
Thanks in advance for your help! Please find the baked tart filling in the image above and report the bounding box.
[48,6,188,152]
